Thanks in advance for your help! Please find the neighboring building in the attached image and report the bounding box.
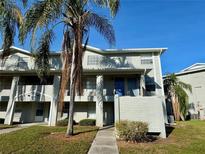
[174,63,205,120]
[0,46,167,138]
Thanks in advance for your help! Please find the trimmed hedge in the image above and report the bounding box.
[115,120,148,142]
[57,118,77,126]
[79,119,96,126]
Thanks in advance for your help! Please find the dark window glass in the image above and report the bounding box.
[19,76,54,85]
[36,109,43,116]
[146,85,156,91]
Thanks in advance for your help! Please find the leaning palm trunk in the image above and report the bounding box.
[171,93,177,120]
[175,96,181,121]
[171,92,180,121]
[66,23,83,136]
[67,40,76,136]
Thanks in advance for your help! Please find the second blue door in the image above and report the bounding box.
[115,78,125,96]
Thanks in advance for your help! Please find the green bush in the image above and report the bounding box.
[79,119,96,126]
[57,118,76,126]
[115,120,148,142]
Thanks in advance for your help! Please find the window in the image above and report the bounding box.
[145,76,155,96]
[127,78,139,96]
[145,85,156,92]
[17,57,29,69]
[84,77,96,89]
[36,109,43,116]
[87,55,99,65]
[141,55,153,64]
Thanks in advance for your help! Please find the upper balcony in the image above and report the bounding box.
[82,53,154,73]
[0,47,155,73]
[16,85,53,102]
[0,55,62,72]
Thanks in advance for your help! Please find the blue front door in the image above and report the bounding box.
[115,78,125,96]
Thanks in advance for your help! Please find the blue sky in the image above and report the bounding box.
[1,0,205,75]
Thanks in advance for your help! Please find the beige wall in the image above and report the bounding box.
[177,71,205,118]
[115,96,166,138]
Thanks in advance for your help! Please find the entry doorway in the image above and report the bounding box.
[115,78,125,96]
[103,102,114,126]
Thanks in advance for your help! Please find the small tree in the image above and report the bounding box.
[164,74,192,121]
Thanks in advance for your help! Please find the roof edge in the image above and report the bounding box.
[0,45,168,56]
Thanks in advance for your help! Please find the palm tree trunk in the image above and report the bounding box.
[66,20,83,136]
[175,96,180,121]
[66,41,76,136]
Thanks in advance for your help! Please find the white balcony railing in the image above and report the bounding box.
[16,85,53,101]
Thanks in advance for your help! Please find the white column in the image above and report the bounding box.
[140,74,145,96]
[4,76,19,125]
[48,75,60,126]
[96,75,103,127]
[114,95,120,123]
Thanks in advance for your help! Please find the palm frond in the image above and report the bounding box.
[178,81,192,93]
[175,85,189,118]
[34,29,54,82]
[0,1,23,60]
[165,73,192,120]
[20,0,63,44]
[92,0,120,17]
[84,12,115,45]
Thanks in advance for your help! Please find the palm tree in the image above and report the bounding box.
[164,74,192,121]
[0,0,27,60]
[21,0,120,136]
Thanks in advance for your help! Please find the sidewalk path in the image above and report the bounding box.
[0,123,47,135]
[88,126,119,154]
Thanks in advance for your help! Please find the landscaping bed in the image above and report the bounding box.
[118,120,205,154]
[0,125,98,154]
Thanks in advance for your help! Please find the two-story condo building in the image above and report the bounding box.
[0,46,167,138]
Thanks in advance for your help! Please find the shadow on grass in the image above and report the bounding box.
[73,127,99,136]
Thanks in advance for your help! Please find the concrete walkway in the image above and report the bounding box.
[88,126,119,154]
[0,123,47,135]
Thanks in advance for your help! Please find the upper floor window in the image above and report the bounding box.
[84,77,96,89]
[17,57,29,69]
[87,55,99,65]
[141,55,153,64]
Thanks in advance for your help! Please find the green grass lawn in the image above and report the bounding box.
[118,120,205,154]
[0,125,98,154]
[0,124,16,130]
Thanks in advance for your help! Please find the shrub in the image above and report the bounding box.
[79,119,96,126]
[115,120,148,142]
[57,118,76,126]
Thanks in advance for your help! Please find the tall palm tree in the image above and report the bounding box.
[164,74,192,121]
[21,0,120,136]
[0,0,27,60]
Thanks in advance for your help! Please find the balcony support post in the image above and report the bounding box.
[96,75,104,127]
[48,75,60,126]
[4,76,19,125]
[140,74,145,96]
